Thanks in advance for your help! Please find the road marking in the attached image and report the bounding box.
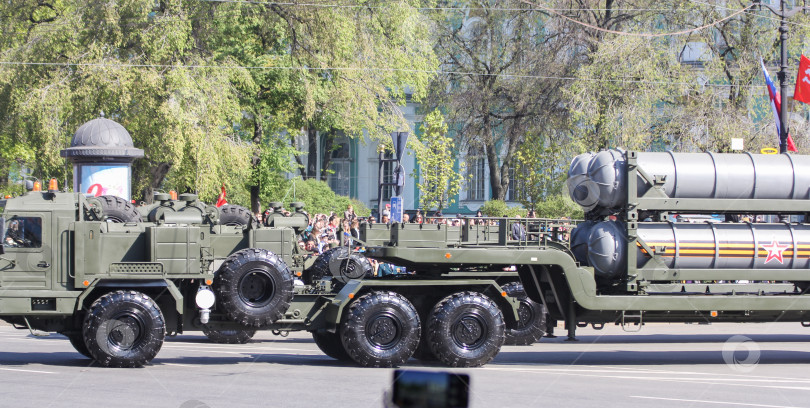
[0,367,56,374]
[631,396,806,408]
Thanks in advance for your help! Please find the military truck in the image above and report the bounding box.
[364,150,810,341]
[0,184,525,368]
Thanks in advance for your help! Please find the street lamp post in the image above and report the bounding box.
[756,0,809,153]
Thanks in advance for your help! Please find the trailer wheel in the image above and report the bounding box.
[214,248,294,327]
[502,282,547,345]
[307,246,372,285]
[427,291,505,367]
[219,205,257,228]
[201,327,256,344]
[63,332,92,359]
[312,330,351,361]
[82,290,165,367]
[340,291,420,367]
[96,195,142,223]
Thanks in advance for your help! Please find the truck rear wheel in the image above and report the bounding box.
[426,291,505,367]
[214,248,294,327]
[502,282,547,345]
[82,290,165,367]
[312,330,351,361]
[340,291,420,367]
[201,327,256,344]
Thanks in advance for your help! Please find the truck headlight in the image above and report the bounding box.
[196,286,216,309]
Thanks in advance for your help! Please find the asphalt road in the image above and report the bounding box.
[1,322,810,408]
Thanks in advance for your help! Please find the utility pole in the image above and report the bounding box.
[756,0,809,153]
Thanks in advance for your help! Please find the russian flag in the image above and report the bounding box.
[761,58,798,152]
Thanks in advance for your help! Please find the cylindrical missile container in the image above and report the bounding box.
[567,153,598,210]
[569,220,596,266]
[568,150,810,210]
[588,220,810,279]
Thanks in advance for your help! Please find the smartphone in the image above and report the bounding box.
[392,370,469,408]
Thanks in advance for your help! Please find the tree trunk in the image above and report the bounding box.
[485,142,504,200]
[250,119,263,214]
[320,129,334,182]
[141,162,172,204]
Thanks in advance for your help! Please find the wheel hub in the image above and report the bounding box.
[365,312,402,350]
[452,313,487,349]
[106,314,145,351]
[515,300,534,329]
[239,269,276,307]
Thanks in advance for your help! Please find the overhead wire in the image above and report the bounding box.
[0,60,757,88]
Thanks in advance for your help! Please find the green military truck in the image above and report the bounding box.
[0,187,531,368]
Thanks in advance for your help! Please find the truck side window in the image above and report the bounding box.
[3,217,42,249]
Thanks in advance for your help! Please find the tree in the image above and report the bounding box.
[429,0,574,200]
[411,109,463,212]
[0,0,254,203]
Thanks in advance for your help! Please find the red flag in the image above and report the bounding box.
[215,184,227,207]
[761,59,799,152]
[795,54,810,105]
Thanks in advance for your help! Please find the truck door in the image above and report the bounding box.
[1,213,52,290]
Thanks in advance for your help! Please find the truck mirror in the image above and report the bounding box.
[0,217,4,255]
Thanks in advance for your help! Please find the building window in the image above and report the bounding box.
[506,165,523,202]
[466,146,485,201]
[380,150,395,202]
[328,138,351,197]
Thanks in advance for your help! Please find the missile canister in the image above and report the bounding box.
[569,220,596,266]
[587,220,810,279]
[569,150,810,210]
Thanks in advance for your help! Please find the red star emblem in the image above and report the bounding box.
[761,240,790,264]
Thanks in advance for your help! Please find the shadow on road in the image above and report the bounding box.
[494,349,810,366]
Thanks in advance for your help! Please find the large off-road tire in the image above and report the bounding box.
[307,246,373,285]
[340,291,421,367]
[97,195,142,223]
[426,291,505,368]
[214,248,294,327]
[313,330,351,361]
[502,282,547,345]
[201,327,256,344]
[82,290,165,367]
[219,205,257,228]
[64,332,92,359]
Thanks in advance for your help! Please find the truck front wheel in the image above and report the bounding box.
[82,290,165,367]
[427,291,505,367]
[340,291,420,367]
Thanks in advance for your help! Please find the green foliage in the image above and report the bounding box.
[533,195,584,219]
[260,177,369,217]
[479,200,525,218]
[0,0,437,201]
[411,109,462,211]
